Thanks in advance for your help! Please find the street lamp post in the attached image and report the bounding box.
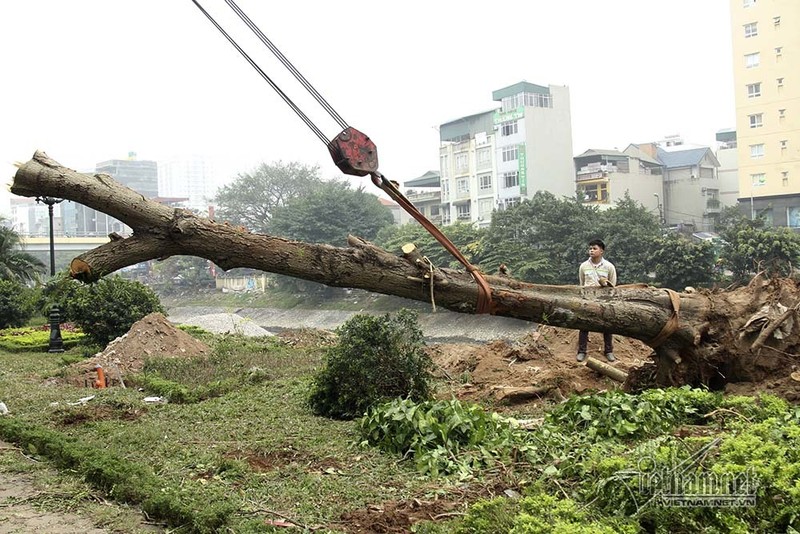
[653,193,664,226]
[36,196,64,353]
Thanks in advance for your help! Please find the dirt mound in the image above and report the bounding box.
[431,326,654,405]
[66,312,210,387]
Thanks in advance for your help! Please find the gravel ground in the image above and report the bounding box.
[178,313,274,337]
[169,307,533,342]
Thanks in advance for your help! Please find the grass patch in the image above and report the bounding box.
[2,332,800,533]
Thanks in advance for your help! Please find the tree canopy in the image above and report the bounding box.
[269,180,394,245]
[214,161,322,233]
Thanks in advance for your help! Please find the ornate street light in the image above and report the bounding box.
[35,196,64,353]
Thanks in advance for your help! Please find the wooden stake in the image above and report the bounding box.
[585,357,628,383]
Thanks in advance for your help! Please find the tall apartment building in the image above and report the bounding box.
[438,81,574,226]
[731,0,800,226]
[158,155,217,212]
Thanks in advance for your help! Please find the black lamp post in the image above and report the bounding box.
[36,196,64,353]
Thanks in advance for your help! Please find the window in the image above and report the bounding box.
[478,173,492,191]
[524,92,552,108]
[504,197,520,210]
[502,171,519,188]
[456,203,471,220]
[747,82,761,97]
[751,173,766,187]
[476,148,492,170]
[788,207,800,228]
[440,155,450,178]
[578,182,609,203]
[500,121,518,136]
[455,152,469,173]
[777,77,784,87]
[774,16,781,27]
[779,108,786,118]
[501,146,518,162]
[743,0,755,6]
[429,205,440,217]
[744,22,758,37]
[456,177,469,194]
[783,171,789,186]
[745,52,760,68]
[441,179,450,200]
[750,143,765,158]
[775,46,783,57]
[781,140,788,150]
[749,113,763,128]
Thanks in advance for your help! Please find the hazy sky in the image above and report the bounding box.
[1,0,734,216]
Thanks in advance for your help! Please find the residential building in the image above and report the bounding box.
[438,81,574,227]
[730,0,800,226]
[715,128,741,208]
[573,148,663,212]
[402,170,442,225]
[573,138,724,231]
[656,144,722,230]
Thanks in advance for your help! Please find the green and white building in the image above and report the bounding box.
[437,81,574,226]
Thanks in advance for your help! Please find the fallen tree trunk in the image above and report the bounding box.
[11,152,800,395]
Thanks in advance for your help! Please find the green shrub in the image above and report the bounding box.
[0,279,36,328]
[308,309,433,419]
[62,275,165,345]
[38,275,82,322]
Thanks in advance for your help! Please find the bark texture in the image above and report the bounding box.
[12,151,800,393]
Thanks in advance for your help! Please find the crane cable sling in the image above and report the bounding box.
[190,0,494,314]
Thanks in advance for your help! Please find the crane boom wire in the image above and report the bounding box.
[224,0,349,131]
[190,0,496,314]
[189,0,330,146]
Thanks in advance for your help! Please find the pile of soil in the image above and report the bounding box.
[430,325,653,406]
[66,312,211,387]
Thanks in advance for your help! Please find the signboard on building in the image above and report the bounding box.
[518,144,527,196]
[493,106,525,124]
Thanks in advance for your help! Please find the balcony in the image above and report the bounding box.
[406,190,441,203]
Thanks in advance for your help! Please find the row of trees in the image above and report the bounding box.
[215,162,800,291]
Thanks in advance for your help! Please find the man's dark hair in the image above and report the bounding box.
[588,239,606,250]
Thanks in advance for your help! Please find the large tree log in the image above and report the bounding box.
[12,151,800,394]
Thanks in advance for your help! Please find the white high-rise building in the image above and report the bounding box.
[158,155,218,212]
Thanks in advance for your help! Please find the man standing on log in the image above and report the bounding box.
[576,239,617,363]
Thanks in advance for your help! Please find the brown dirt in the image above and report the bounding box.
[63,312,211,387]
[430,325,653,407]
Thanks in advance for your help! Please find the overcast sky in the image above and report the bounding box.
[0,0,734,216]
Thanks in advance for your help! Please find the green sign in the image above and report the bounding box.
[493,106,525,125]
[518,144,527,196]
